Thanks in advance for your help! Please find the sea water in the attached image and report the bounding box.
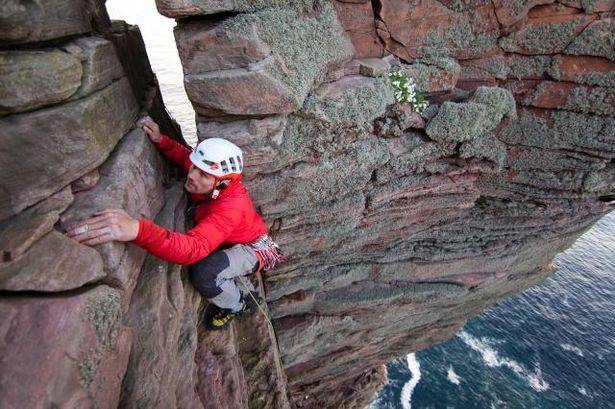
[370,212,615,409]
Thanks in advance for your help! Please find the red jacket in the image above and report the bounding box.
[132,135,268,265]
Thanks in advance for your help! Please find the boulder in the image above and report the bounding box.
[0,49,82,115]
[492,0,555,28]
[0,187,73,262]
[185,56,301,116]
[357,58,391,77]
[0,0,99,45]
[377,0,499,60]
[0,77,138,221]
[0,285,131,408]
[0,36,124,116]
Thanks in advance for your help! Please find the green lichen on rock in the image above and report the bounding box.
[499,18,582,54]
[234,0,314,12]
[547,55,615,87]
[426,87,514,165]
[378,131,455,179]
[85,290,120,345]
[302,76,393,127]
[78,347,103,389]
[426,101,489,142]
[462,31,500,59]
[78,289,121,389]
[506,109,615,156]
[572,71,615,88]
[581,0,600,13]
[507,55,551,79]
[316,281,466,308]
[460,135,507,171]
[565,19,615,60]
[400,57,460,93]
[422,22,473,57]
[223,2,352,105]
[564,85,614,116]
[472,86,517,126]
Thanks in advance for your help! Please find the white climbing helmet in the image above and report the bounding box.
[189,138,243,180]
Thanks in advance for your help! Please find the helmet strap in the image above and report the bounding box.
[211,179,230,200]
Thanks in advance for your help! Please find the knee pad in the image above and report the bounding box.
[189,251,230,298]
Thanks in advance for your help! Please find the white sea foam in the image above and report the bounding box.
[447,365,461,385]
[578,386,588,396]
[400,353,421,409]
[457,331,550,392]
[560,343,584,357]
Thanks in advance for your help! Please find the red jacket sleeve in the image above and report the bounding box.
[155,134,192,173]
[132,206,243,265]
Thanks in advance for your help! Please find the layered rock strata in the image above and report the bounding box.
[164,0,614,407]
[0,0,613,408]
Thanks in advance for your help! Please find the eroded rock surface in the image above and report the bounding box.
[1,0,613,408]
[164,1,614,407]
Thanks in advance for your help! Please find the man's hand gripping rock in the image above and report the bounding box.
[66,117,163,246]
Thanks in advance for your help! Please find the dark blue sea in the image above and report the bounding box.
[369,212,615,409]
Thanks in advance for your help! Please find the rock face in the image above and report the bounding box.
[0,0,613,408]
[164,0,614,407]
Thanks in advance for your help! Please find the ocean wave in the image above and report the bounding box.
[560,343,585,357]
[457,331,550,392]
[400,353,421,409]
[447,365,461,385]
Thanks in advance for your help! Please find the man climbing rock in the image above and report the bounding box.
[67,117,283,330]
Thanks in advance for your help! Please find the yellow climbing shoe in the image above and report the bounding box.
[207,304,247,330]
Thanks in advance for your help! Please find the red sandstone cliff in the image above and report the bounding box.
[0,0,613,408]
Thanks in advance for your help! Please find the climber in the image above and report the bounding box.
[67,116,283,330]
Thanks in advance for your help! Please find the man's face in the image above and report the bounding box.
[185,164,218,195]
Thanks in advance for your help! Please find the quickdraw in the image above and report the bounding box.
[249,234,284,273]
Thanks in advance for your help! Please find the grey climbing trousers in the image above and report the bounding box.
[188,244,259,312]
